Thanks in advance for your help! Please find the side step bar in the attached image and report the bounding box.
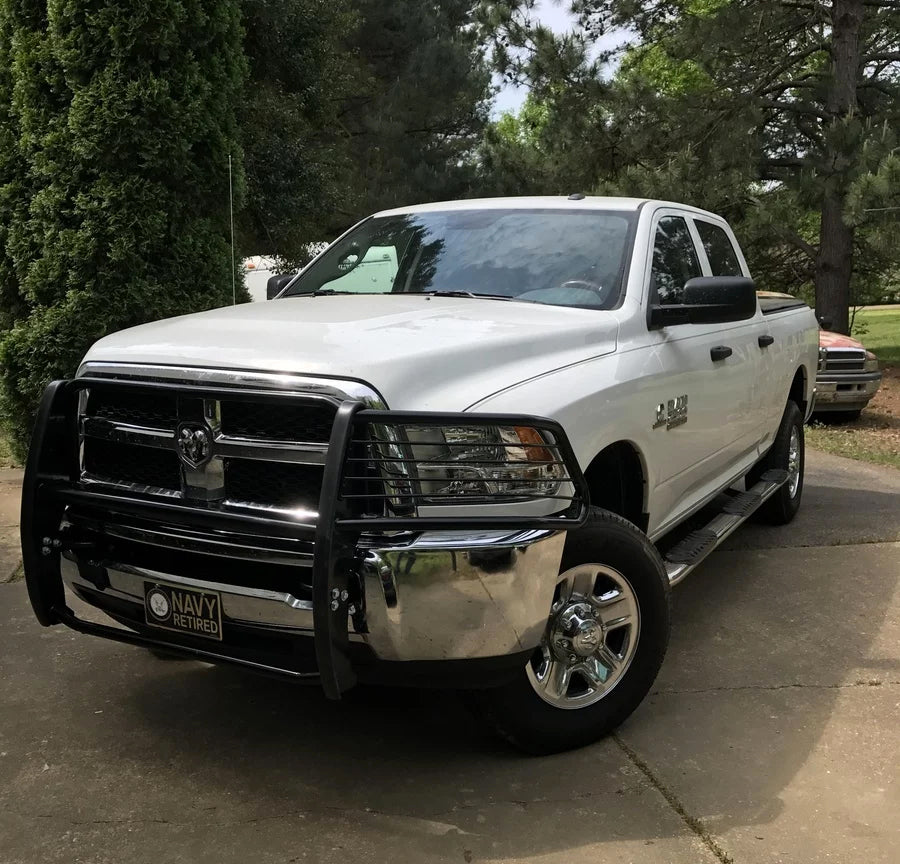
[664,469,789,586]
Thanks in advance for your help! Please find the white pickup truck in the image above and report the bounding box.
[22,196,819,753]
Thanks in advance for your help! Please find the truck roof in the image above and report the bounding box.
[374,195,724,220]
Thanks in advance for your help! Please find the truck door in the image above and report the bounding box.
[692,216,771,444]
[643,211,763,530]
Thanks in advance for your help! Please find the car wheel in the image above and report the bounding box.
[468,508,670,754]
[754,400,805,525]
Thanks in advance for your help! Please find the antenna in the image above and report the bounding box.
[228,154,236,306]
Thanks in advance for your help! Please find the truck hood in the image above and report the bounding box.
[81,295,618,410]
[819,329,865,350]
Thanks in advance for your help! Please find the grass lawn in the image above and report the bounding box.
[852,308,900,365]
[806,419,900,470]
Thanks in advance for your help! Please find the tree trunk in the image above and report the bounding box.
[816,191,854,334]
[814,0,864,335]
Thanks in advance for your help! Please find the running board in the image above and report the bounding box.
[664,469,788,586]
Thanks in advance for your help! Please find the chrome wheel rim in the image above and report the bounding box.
[526,564,641,710]
[787,426,801,498]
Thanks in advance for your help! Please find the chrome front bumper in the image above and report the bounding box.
[814,372,881,410]
[62,528,566,663]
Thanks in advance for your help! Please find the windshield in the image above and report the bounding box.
[283,208,635,309]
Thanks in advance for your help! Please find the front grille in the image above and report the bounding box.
[87,388,178,428]
[220,399,334,442]
[78,379,338,518]
[226,459,323,510]
[824,350,866,373]
[84,438,181,491]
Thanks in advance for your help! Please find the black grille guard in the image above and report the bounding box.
[21,380,590,699]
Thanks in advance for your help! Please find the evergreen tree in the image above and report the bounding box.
[0,0,65,332]
[0,0,247,457]
[239,0,358,263]
[0,2,21,329]
[339,0,493,224]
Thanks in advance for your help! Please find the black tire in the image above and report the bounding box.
[752,400,805,525]
[468,508,670,755]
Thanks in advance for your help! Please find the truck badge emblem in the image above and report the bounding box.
[653,395,688,430]
[176,423,213,469]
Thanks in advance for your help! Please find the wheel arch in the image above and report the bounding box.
[789,365,809,417]
[582,440,649,533]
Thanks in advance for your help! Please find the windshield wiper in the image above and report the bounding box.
[423,290,512,301]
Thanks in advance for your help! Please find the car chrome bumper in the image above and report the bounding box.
[814,372,881,409]
[61,528,565,663]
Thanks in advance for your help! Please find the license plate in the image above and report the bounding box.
[144,582,223,641]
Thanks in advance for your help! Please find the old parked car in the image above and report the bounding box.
[757,293,882,420]
[814,329,882,420]
[22,197,819,753]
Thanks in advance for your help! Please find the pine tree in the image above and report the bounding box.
[239,0,358,263]
[339,0,493,223]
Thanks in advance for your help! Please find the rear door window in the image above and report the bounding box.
[695,220,743,277]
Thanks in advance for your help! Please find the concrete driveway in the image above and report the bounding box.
[1,450,897,863]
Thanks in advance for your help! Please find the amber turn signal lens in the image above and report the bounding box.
[514,426,554,463]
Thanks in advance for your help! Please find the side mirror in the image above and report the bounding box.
[650,276,757,328]
[817,314,833,331]
[266,273,296,300]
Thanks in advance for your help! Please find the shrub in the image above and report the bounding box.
[0,0,247,459]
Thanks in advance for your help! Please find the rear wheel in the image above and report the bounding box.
[752,400,805,525]
[469,509,670,754]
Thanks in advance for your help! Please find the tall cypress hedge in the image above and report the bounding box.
[0,0,247,458]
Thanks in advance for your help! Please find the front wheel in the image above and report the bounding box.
[468,509,670,754]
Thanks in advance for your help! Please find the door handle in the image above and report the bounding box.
[758,334,775,348]
[710,345,733,362]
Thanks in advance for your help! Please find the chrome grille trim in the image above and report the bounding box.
[82,417,329,466]
[77,362,387,407]
[822,348,866,374]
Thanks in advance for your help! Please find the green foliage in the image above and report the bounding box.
[340,0,493,221]
[618,43,711,97]
[239,0,359,264]
[0,0,247,458]
[477,7,619,197]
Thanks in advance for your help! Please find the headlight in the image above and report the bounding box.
[864,350,879,373]
[338,411,588,529]
[349,418,579,517]
[404,424,564,502]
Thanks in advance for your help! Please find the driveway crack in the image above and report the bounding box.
[652,679,897,696]
[614,733,734,864]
